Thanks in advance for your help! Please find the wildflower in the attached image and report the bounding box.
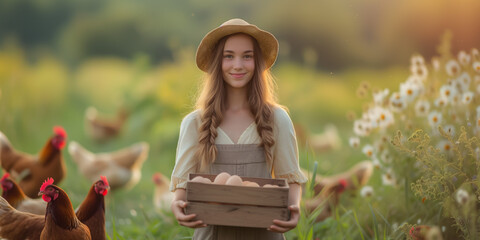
[428,111,442,127]
[415,100,430,116]
[457,72,471,92]
[410,54,425,66]
[373,88,389,106]
[473,61,480,73]
[445,59,461,76]
[372,158,381,169]
[389,92,407,112]
[417,219,421,224]
[391,222,399,231]
[381,169,396,186]
[362,144,374,157]
[410,65,428,80]
[441,124,455,137]
[458,50,471,65]
[434,97,447,108]
[349,136,360,148]
[360,185,374,197]
[353,119,371,136]
[437,140,452,153]
[368,106,394,129]
[462,91,474,105]
[439,84,458,103]
[400,81,422,102]
[380,149,392,163]
[455,189,469,204]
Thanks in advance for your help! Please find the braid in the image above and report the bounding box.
[254,104,275,166]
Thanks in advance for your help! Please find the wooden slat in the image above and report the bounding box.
[186,202,289,228]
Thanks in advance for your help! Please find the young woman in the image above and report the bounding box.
[170,18,307,239]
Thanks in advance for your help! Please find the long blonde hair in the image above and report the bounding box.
[195,33,280,172]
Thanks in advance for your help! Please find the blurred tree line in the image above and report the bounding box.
[1,0,479,71]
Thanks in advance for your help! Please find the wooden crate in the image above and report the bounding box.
[185,173,290,228]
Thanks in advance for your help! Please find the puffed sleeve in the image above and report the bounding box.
[272,107,308,184]
[170,110,200,191]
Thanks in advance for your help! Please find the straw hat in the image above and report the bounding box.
[195,18,279,72]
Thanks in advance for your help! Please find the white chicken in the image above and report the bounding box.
[68,141,149,190]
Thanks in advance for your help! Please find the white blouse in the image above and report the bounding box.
[170,107,307,191]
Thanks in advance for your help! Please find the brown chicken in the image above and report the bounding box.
[1,172,46,214]
[68,141,149,190]
[303,160,374,222]
[409,225,443,240]
[0,196,44,240]
[39,178,91,240]
[152,172,174,212]
[85,106,129,142]
[304,160,374,196]
[0,126,67,198]
[75,176,110,240]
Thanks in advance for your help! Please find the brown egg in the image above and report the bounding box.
[225,175,243,186]
[191,176,205,182]
[243,181,260,187]
[263,184,279,188]
[202,177,212,184]
[213,172,231,185]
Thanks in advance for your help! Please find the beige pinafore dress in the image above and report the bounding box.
[193,144,286,240]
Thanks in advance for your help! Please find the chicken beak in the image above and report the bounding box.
[38,191,44,196]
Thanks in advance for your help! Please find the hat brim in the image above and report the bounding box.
[196,23,279,72]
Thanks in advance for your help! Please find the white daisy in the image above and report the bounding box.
[389,92,407,112]
[373,88,389,106]
[473,61,480,73]
[434,97,448,108]
[458,50,471,65]
[439,84,458,103]
[410,64,428,80]
[410,54,425,66]
[455,189,469,205]
[445,59,461,76]
[428,111,442,127]
[436,140,453,153]
[457,72,471,92]
[362,144,374,158]
[353,119,371,137]
[381,170,396,186]
[415,100,430,117]
[349,137,360,148]
[462,91,474,105]
[441,124,455,137]
[360,185,374,198]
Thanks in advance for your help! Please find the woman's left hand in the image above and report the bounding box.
[267,205,300,233]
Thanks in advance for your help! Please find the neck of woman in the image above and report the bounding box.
[225,86,249,111]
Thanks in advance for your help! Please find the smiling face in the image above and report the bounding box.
[222,33,255,89]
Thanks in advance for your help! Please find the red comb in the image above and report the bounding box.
[53,126,67,138]
[100,176,109,187]
[1,173,10,182]
[40,178,54,192]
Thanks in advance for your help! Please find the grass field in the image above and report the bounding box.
[3,42,475,239]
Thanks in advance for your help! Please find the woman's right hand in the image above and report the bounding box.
[171,199,207,228]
